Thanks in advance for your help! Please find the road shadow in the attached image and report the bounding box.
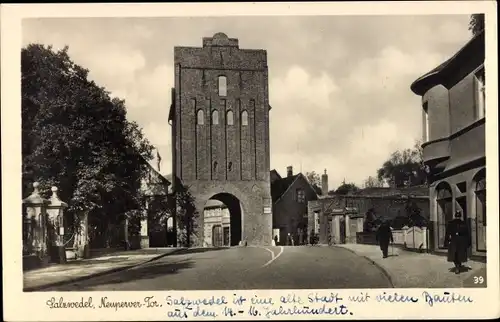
[174,247,229,255]
[55,260,195,290]
[448,265,473,274]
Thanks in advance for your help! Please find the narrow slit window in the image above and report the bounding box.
[196,109,204,125]
[228,162,233,172]
[213,161,218,172]
[423,102,430,142]
[476,68,485,119]
[241,110,248,126]
[218,76,227,97]
[226,110,234,125]
[212,110,219,125]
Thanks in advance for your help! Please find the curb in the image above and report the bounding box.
[23,248,187,292]
[335,246,395,288]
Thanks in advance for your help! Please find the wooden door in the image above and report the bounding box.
[212,225,223,247]
[223,226,230,246]
[339,216,346,244]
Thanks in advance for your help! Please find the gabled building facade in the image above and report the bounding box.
[410,30,486,258]
[139,162,172,248]
[203,200,231,247]
[271,166,320,245]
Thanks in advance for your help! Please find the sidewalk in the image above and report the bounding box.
[337,244,487,288]
[23,247,185,291]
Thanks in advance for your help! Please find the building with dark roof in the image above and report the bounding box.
[270,166,320,245]
[410,30,486,258]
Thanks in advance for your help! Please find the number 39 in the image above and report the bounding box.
[473,276,484,284]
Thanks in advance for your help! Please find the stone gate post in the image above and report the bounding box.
[46,186,68,263]
[74,210,90,259]
[22,182,50,267]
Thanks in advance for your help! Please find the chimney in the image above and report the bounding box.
[286,166,293,177]
[321,169,329,195]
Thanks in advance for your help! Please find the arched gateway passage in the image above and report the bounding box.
[203,193,243,247]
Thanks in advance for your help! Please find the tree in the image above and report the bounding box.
[469,14,485,36]
[363,176,384,188]
[334,182,360,195]
[376,140,427,188]
[22,44,154,245]
[169,181,198,247]
[305,171,323,195]
[363,208,381,232]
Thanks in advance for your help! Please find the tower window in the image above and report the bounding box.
[213,161,218,172]
[218,76,227,97]
[212,110,219,125]
[226,110,234,125]
[228,162,233,172]
[423,101,429,142]
[475,68,485,119]
[196,109,204,125]
[241,110,248,126]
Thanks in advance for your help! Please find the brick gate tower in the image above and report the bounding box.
[168,32,273,247]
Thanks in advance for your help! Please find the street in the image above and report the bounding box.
[46,246,393,291]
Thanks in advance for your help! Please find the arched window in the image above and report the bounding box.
[436,182,453,249]
[228,162,233,172]
[213,161,218,172]
[218,76,227,96]
[423,102,430,142]
[212,110,219,125]
[226,110,234,125]
[196,109,204,125]
[166,217,174,229]
[241,110,248,126]
[475,68,485,119]
[475,174,486,251]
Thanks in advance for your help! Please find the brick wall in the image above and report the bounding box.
[306,194,430,244]
[171,33,272,246]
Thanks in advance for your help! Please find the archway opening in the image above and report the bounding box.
[203,193,242,247]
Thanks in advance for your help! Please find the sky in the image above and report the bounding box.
[22,15,473,190]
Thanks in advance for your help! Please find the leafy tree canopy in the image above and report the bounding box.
[363,176,384,188]
[305,171,323,195]
[469,14,485,36]
[22,44,154,226]
[334,182,360,195]
[376,140,427,188]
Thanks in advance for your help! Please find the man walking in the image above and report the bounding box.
[445,210,471,274]
[376,221,394,258]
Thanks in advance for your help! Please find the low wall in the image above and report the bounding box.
[356,226,430,252]
[403,226,429,252]
[356,232,378,245]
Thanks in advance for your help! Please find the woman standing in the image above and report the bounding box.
[445,211,471,274]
